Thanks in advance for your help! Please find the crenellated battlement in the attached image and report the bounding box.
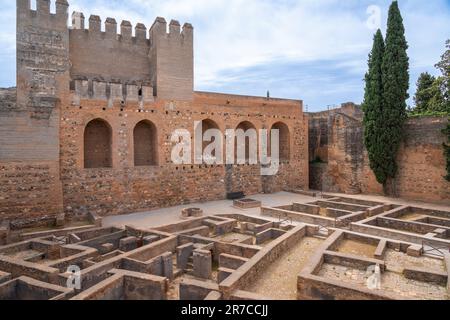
[16,0,71,116]
[17,0,69,29]
[149,17,194,47]
[70,12,192,45]
[17,0,194,106]
[149,17,194,100]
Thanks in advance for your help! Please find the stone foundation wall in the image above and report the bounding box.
[0,162,63,224]
[309,163,327,191]
[0,99,63,225]
[308,104,449,202]
[365,117,449,201]
[0,90,308,221]
[59,92,308,218]
[0,2,310,225]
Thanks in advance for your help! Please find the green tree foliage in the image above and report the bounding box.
[380,1,409,190]
[428,77,449,113]
[413,72,436,113]
[435,40,450,103]
[362,30,386,184]
[363,1,410,192]
[412,40,450,115]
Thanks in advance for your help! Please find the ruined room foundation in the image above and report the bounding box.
[0,192,449,300]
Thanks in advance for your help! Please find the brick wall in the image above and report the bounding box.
[362,117,449,201]
[0,1,70,224]
[308,104,449,202]
[59,91,309,218]
[0,161,63,223]
[1,1,310,224]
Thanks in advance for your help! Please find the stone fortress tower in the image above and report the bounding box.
[0,0,309,227]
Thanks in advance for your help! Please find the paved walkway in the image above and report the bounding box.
[103,192,313,229]
[322,191,450,210]
[103,191,450,230]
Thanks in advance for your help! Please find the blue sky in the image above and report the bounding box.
[1,0,449,111]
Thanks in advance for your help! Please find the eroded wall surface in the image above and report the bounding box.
[60,92,308,218]
[0,1,309,224]
[308,104,449,202]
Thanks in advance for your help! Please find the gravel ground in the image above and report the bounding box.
[245,237,324,300]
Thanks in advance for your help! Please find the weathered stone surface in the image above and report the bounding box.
[119,236,138,252]
[193,249,212,280]
[308,103,449,202]
[407,244,423,258]
[176,243,194,271]
[0,1,307,227]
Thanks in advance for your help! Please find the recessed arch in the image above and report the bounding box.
[271,122,291,162]
[235,121,257,164]
[196,119,220,158]
[84,118,112,169]
[133,120,158,166]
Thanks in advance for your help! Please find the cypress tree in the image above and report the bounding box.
[380,1,409,193]
[362,30,386,184]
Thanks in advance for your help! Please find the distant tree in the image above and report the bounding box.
[412,40,450,115]
[428,77,448,113]
[362,30,386,185]
[413,72,436,113]
[435,39,450,104]
[380,1,409,194]
[437,42,450,181]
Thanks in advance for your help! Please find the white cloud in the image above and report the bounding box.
[0,0,449,109]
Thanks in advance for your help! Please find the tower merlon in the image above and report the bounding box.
[121,20,132,40]
[17,0,31,21]
[56,0,69,15]
[182,23,193,41]
[72,11,85,29]
[89,15,101,33]
[135,23,147,41]
[17,0,31,13]
[37,0,51,16]
[105,18,117,38]
[150,17,167,38]
[149,17,193,41]
[169,20,181,36]
[17,0,68,25]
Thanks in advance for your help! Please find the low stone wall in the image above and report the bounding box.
[179,279,219,300]
[297,274,389,300]
[0,255,61,283]
[219,225,307,298]
[219,254,249,270]
[351,221,450,249]
[403,267,448,286]
[261,206,337,227]
[71,269,167,300]
[0,276,73,300]
[0,162,63,225]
